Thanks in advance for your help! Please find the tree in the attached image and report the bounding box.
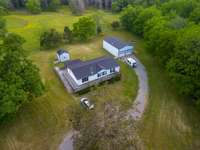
[161,0,196,18]
[189,6,200,24]
[48,0,60,11]
[111,21,120,30]
[144,15,177,65]
[0,17,6,38]
[40,28,62,49]
[120,5,143,32]
[63,26,73,43]
[72,17,96,41]
[69,0,85,15]
[133,6,161,36]
[167,25,200,101]
[26,0,41,14]
[112,0,129,12]
[71,102,142,150]
[0,33,44,121]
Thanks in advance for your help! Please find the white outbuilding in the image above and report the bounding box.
[103,37,134,58]
[57,49,70,62]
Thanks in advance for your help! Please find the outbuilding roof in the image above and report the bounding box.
[104,37,131,49]
[57,49,68,55]
[65,56,119,80]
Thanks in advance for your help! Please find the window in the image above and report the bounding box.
[82,77,88,83]
[97,73,101,78]
[102,71,107,75]
[110,68,115,73]
[97,71,107,78]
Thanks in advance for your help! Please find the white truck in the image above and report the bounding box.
[126,57,137,68]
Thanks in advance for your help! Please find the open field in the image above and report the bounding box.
[0,7,138,150]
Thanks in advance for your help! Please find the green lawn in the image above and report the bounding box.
[0,7,138,150]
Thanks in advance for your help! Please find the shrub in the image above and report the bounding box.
[40,28,62,49]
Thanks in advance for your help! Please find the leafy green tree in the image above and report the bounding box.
[112,0,129,12]
[72,17,96,41]
[120,5,143,32]
[189,6,200,24]
[0,6,8,16]
[26,0,41,14]
[63,26,73,43]
[0,33,44,121]
[40,28,62,49]
[48,0,60,11]
[133,6,161,36]
[167,25,200,101]
[0,17,6,38]
[144,15,177,65]
[161,0,196,18]
[167,15,188,29]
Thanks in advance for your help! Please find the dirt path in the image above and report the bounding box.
[59,130,74,150]
[58,55,149,150]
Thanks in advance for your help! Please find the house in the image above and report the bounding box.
[63,56,120,91]
[57,49,70,62]
[103,37,134,58]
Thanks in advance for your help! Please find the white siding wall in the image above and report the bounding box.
[57,53,70,62]
[103,40,119,57]
[68,67,120,86]
[115,66,120,72]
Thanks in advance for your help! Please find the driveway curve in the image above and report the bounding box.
[127,55,149,120]
[59,55,149,150]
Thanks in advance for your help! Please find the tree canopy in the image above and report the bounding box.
[72,17,96,41]
[120,0,200,109]
[26,0,41,14]
[0,33,44,121]
[40,28,62,49]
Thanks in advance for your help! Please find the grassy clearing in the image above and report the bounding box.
[5,7,118,52]
[0,8,137,150]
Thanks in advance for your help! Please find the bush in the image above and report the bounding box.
[40,28,62,49]
[111,21,120,30]
[63,26,73,43]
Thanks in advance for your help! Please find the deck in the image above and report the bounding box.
[54,67,120,93]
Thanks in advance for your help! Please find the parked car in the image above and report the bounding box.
[80,98,94,110]
[126,57,137,68]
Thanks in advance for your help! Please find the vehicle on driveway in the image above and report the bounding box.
[80,98,94,110]
[126,57,137,68]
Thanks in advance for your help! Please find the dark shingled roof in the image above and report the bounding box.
[57,49,68,55]
[104,37,131,49]
[65,56,119,80]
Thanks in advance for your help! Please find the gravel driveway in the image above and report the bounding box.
[126,55,149,120]
[58,55,149,150]
[59,131,74,150]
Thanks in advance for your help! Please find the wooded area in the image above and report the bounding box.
[120,0,200,109]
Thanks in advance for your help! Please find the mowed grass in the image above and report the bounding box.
[0,8,138,150]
